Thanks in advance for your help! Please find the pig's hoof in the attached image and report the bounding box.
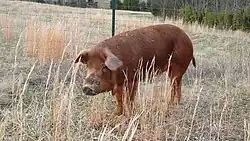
[174,97,181,105]
[108,113,124,126]
[168,100,175,106]
[108,111,122,120]
[115,111,122,116]
[114,107,123,116]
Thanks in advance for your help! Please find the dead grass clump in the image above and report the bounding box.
[0,15,13,40]
[52,98,64,140]
[2,1,250,140]
[38,26,65,61]
[86,96,108,128]
[26,23,37,57]
[87,109,107,128]
[26,23,66,61]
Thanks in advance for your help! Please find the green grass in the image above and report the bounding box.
[0,0,250,140]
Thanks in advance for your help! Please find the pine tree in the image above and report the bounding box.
[204,10,217,27]
[243,9,250,31]
[223,9,233,29]
[232,9,244,30]
[123,0,140,11]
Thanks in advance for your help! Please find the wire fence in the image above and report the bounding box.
[0,0,180,98]
[1,1,250,141]
[0,0,177,63]
[0,2,186,140]
[1,0,250,65]
[1,0,250,64]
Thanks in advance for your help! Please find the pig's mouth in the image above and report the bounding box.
[83,87,98,96]
[82,84,101,96]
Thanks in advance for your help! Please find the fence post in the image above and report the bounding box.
[111,0,116,36]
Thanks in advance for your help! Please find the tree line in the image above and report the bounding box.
[112,0,250,32]
[24,0,250,32]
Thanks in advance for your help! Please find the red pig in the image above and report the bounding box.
[74,24,196,116]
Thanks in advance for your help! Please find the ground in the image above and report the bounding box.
[0,0,250,141]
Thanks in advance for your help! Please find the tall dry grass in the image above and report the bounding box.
[26,22,66,62]
[0,14,13,40]
[0,1,250,141]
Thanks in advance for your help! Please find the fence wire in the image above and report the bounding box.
[1,1,250,141]
[0,0,182,62]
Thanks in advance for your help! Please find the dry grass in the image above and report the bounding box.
[26,22,66,61]
[0,14,13,40]
[0,0,250,141]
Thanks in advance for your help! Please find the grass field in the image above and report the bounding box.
[0,0,250,140]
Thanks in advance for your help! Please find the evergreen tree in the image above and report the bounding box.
[243,9,250,31]
[223,9,233,29]
[232,9,244,30]
[123,0,140,11]
[204,10,217,27]
[110,0,124,10]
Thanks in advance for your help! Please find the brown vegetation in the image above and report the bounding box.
[26,23,66,61]
[0,1,249,140]
[0,15,13,40]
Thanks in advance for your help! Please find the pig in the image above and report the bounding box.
[74,24,196,116]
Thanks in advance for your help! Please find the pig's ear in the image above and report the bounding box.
[103,48,123,71]
[74,51,88,64]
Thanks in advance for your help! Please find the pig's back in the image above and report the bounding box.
[98,24,190,71]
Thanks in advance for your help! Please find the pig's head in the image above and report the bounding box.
[74,48,123,96]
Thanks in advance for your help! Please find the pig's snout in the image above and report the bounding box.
[82,74,100,96]
[82,85,98,96]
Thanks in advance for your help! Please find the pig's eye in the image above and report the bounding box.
[101,65,109,73]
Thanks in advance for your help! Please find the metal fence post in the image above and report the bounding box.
[111,0,116,37]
